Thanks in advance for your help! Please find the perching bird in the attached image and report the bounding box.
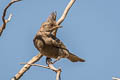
[33,12,85,64]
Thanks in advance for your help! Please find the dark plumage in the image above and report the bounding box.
[33,12,85,63]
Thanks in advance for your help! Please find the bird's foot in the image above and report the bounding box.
[46,57,52,65]
[52,56,61,64]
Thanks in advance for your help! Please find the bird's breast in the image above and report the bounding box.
[40,45,59,58]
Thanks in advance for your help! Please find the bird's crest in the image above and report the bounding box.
[47,12,57,24]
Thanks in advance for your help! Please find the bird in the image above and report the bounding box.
[33,12,85,64]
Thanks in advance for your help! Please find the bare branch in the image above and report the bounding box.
[46,59,61,80]
[56,69,61,80]
[57,0,76,25]
[20,62,50,69]
[0,0,21,36]
[48,64,61,80]
[20,61,61,80]
[11,53,43,80]
[53,0,76,36]
[7,14,13,22]
[112,77,120,80]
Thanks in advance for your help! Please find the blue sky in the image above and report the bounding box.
[0,0,120,80]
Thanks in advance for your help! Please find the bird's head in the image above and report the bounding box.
[40,22,62,32]
[40,12,62,32]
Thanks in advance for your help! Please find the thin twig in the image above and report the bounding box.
[56,69,61,80]
[53,0,76,36]
[0,0,21,36]
[11,53,43,80]
[112,77,120,80]
[20,62,50,69]
[57,0,76,25]
[20,62,61,80]
[47,60,61,80]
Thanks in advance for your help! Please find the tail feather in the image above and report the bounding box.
[67,53,85,62]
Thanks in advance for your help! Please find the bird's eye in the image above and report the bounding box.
[50,24,54,26]
[43,24,47,27]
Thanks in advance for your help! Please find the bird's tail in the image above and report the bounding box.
[67,53,85,62]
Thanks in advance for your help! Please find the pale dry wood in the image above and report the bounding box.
[11,53,43,80]
[47,62,61,80]
[20,62,50,69]
[57,0,76,25]
[53,0,76,36]
[0,0,21,36]
[56,69,61,80]
[20,61,61,80]
[112,77,120,80]
[47,60,61,80]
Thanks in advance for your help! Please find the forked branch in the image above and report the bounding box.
[11,53,43,80]
[0,0,21,36]
[20,62,61,80]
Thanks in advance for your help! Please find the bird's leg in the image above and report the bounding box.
[52,56,61,64]
[46,57,52,65]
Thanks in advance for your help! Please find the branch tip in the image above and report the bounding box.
[0,0,21,36]
[11,0,22,3]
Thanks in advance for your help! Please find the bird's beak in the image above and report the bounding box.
[55,25,63,29]
[56,25,63,28]
[52,25,62,30]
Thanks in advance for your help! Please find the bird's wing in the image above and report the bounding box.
[46,34,67,50]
